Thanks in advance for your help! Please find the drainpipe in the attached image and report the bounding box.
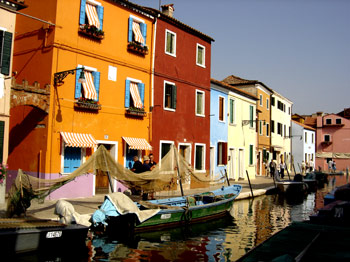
[149,16,157,146]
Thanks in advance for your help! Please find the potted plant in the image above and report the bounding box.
[0,163,7,185]
[127,42,148,55]
[126,106,146,116]
[79,24,104,40]
[75,97,101,110]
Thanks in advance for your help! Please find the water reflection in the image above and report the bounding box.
[88,190,332,262]
[13,176,346,262]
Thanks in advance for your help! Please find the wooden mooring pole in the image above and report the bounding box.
[246,170,254,199]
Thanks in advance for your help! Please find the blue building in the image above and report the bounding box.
[210,79,229,180]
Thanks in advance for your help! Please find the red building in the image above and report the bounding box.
[149,5,214,178]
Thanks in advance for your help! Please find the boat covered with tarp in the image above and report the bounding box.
[91,184,242,233]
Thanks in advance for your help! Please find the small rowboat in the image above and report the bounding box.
[92,184,242,233]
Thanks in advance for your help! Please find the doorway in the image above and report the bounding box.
[238,149,244,179]
[95,142,118,194]
[229,148,235,180]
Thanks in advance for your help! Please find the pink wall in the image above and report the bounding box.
[315,114,350,171]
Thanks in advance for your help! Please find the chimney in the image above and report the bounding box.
[316,111,324,117]
[161,4,174,17]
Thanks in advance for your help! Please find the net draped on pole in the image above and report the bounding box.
[6,145,225,217]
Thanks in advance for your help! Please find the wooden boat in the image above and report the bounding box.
[275,180,308,195]
[305,171,328,186]
[236,221,350,261]
[0,218,89,254]
[92,184,242,233]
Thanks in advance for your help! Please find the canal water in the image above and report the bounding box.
[16,174,349,262]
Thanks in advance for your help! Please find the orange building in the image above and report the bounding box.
[8,0,155,198]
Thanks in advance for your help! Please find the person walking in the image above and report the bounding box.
[332,160,336,173]
[328,159,333,173]
[301,161,306,175]
[269,160,276,178]
[279,160,285,179]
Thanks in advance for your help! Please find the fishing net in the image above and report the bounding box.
[6,145,225,217]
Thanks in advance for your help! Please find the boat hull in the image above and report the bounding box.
[100,185,242,234]
[0,219,88,254]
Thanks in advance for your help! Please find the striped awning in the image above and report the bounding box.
[130,82,143,109]
[85,3,100,28]
[132,22,144,44]
[123,137,152,150]
[82,71,98,100]
[61,132,97,148]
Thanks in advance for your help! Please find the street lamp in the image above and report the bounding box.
[54,67,86,86]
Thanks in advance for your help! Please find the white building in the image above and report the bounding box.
[270,91,293,169]
[291,120,316,172]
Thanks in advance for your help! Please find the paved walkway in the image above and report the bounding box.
[0,176,278,220]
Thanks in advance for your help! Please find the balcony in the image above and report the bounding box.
[127,42,148,56]
[74,99,101,111]
[78,25,104,40]
[321,141,332,146]
[126,107,147,117]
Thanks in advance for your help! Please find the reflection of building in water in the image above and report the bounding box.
[224,199,257,260]
[254,196,274,246]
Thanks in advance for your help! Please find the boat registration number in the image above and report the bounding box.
[160,214,171,219]
[46,231,62,239]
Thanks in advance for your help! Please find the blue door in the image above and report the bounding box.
[64,147,81,173]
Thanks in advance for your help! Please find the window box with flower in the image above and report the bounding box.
[126,106,147,117]
[75,97,101,110]
[127,42,148,55]
[79,24,104,40]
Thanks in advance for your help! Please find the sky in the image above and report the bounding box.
[131,0,350,115]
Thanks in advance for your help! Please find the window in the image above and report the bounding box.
[160,142,173,159]
[271,97,275,106]
[284,125,286,137]
[128,16,147,46]
[195,144,205,171]
[196,44,205,67]
[195,90,205,116]
[165,29,176,56]
[271,120,275,133]
[326,119,332,125]
[266,123,270,137]
[249,145,254,165]
[229,98,235,124]
[249,105,254,128]
[79,0,104,30]
[336,118,342,125]
[217,142,227,165]
[0,29,13,75]
[219,96,225,122]
[288,107,291,115]
[164,81,177,110]
[266,98,269,110]
[259,121,263,135]
[312,133,314,143]
[305,132,307,143]
[305,153,307,162]
[75,66,100,101]
[259,94,263,106]
[125,78,144,109]
[324,134,330,142]
[277,123,282,135]
[63,147,82,173]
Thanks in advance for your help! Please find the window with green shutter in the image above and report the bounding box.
[0,121,4,163]
[164,81,176,110]
[249,145,253,165]
[249,105,254,128]
[0,30,13,76]
[229,99,235,124]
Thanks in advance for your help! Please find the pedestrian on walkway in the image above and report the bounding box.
[301,161,306,175]
[332,160,336,173]
[328,159,333,173]
[269,160,276,178]
[279,160,285,179]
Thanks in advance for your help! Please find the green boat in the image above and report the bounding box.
[92,184,242,233]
